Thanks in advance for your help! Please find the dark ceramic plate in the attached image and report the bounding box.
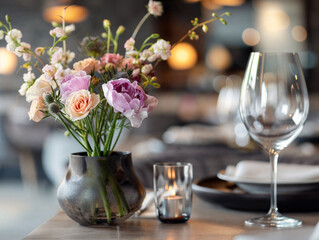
[192,176,319,212]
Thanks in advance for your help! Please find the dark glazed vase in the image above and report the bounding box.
[57,151,145,226]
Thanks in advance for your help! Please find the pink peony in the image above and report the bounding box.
[100,53,123,66]
[60,71,91,103]
[73,58,101,74]
[102,78,158,128]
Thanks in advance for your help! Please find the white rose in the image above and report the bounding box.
[26,75,52,102]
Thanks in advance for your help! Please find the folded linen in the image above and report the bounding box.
[225,160,319,183]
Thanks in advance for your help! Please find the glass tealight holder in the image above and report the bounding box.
[153,162,193,223]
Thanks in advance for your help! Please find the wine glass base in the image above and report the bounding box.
[245,212,302,228]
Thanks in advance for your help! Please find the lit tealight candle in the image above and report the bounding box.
[162,195,183,219]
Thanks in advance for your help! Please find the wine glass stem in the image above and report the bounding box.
[269,152,279,215]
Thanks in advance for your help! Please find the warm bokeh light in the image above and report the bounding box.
[43,5,89,23]
[201,0,221,10]
[291,25,307,42]
[212,0,245,6]
[0,48,18,75]
[206,45,232,71]
[168,42,198,70]
[260,6,290,32]
[242,28,260,46]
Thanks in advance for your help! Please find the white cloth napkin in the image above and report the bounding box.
[225,160,319,183]
[234,223,319,240]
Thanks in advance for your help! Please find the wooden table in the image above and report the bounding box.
[24,196,319,240]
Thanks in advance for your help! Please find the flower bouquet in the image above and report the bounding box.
[0,1,229,225]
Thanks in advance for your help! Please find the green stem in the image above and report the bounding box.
[108,174,124,217]
[107,27,111,53]
[110,118,125,152]
[98,176,112,224]
[103,112,119,156]
[62,7,67,55]
[84,117,99,156]
[57,114,90,153]
[131,12,150,39]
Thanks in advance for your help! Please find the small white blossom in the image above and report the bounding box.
[6,41,16,52]
[42,64,56,82]
[23,71,35,83]
[65,24,75,35]
[0,30,4,40]
[35,47,45,56]
[14,42,31,61]
[140,49,152,61]
[124,38,135,51]
[49,27,65,38]
[141,64,153,75]
[147,53,159,62]
[50,48,63,65]
[50,48,75,65]
[152,39,171,60]
[148,0,163,17]
[55,67,70,86]
[19,82,29,96]
[5,29,22,43]
[126,50,139,58]
[132,68,140,78]
[65,50,75,64]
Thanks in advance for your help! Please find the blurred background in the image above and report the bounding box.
[0,0,319,239]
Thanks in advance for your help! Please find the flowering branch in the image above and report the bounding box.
[171,12,231,50]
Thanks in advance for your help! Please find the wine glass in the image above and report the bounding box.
[239,52,309,228]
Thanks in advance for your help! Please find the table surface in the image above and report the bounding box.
[24,195,319,240]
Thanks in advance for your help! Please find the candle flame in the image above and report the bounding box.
[168,185,176,196]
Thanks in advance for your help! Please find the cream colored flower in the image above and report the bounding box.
[28,96,46,122]
[26,75,51,102]
[73,58,101,74]
[65,90,100,121]
[18,83,29,96]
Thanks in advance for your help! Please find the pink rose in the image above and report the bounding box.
[100,53,123,66]
[73,58,101,74]
[60,71,91,103]
[28,97,46,122]
[102,78,158,128]
[65,90,100,121]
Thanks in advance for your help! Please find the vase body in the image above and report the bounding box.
[57,151,145,226]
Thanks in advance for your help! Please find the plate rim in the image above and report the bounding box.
[217,169,319,186]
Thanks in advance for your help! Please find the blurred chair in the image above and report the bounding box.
[3,105,51,188]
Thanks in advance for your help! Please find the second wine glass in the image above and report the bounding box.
[239,52,309,228]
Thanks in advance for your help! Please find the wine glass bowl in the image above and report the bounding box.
[239,52,309,228]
